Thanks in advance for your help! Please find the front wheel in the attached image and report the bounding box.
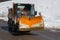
[8,20,18,35]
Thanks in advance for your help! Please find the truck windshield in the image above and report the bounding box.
[16,4,35,18]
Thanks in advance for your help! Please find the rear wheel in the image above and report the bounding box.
[8,19,19,35]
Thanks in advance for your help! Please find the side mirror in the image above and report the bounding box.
[39,12,41,16]
[8,8,12,11]
[34,11,37,15]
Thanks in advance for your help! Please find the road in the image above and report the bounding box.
[0,20,60,40]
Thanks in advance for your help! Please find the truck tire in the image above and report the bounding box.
[8,19,12,32]
[8,19,18,35]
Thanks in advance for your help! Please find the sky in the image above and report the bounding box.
[0,0,60,28]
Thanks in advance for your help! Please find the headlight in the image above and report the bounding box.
[19,24,29,28]
[32,23,41,27]
[32,21,44,27]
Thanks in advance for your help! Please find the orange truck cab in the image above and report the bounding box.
[8,3,44,35]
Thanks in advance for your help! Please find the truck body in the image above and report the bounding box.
[8,3,44,34]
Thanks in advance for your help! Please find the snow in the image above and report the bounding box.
[0,0,60,29]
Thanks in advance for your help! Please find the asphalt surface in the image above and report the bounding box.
[0,20,60,40]
[0,0,10,2]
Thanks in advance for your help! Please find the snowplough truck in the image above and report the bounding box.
[8,3,44,34]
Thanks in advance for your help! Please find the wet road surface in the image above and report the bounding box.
[0,20,60,40]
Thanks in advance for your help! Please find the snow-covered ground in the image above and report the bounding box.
[0,17,8,21]
[0,0,60,29]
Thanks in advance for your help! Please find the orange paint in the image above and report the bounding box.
[18,16,43,28]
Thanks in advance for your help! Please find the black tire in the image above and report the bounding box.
[8,19,19,35]
[8,19,12,32]
[11,23,19,35]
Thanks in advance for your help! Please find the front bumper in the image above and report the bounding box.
[19,27,44,31]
